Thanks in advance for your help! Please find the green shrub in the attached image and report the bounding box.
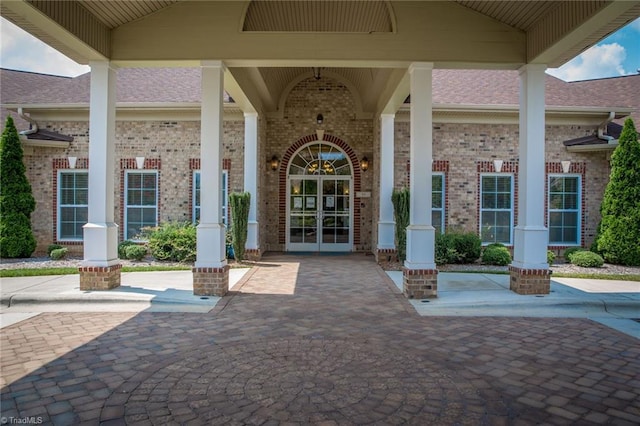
[449,232,481,263]
[47,244,64,257]
[124,245,147,261]
[563,247,585,262]
[481,244,512,266]
[142,222,197,262]
[435,233,461,265]
[50,247,68,260]
[229,192,251,262]
[0,117,36,258]
[547,250,556,266]
[570,251,604,268]
[0,213,37,258]
[594,118,640,266]
[391,188,410,262]
[118,240,137,259]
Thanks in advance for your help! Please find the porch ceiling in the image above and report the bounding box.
[2,0,639,116]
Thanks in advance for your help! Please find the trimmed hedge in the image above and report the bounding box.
[124,245,147,261]
[563,247,585,262]
[570,251,604,268]
[481,243,512,266]
[50,247,68,260]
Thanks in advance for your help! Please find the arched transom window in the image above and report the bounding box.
[289,142,352,175]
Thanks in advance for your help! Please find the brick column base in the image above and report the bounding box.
[509,266,551,295]
[79,264,122,291]
[244,248,262,262]
[403,268,438,299]
[193,266,229,297]
[375,248,398,269]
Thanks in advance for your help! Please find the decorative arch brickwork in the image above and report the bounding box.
[278,134,362,247]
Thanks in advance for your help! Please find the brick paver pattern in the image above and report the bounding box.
[1,254,639,425]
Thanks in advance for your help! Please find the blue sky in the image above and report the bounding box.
[1,16,639,81]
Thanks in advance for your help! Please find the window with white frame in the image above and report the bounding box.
[193,170,228,225]
[480,174,514,244]
[548,175,581,245]
[125,171,158,240]
[57,170,88,241]
[432,173,445,234]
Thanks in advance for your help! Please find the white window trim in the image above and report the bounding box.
[192,170,228,226]
[124,170,159,241]
[547,173,582,246]
[479,173,514,245]
[57,169,88,242]
[432,172,445,234]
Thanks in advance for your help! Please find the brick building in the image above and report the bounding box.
[1,1,639,296]
[3,68,636,257]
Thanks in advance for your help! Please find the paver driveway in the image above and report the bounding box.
[1,253,639,425]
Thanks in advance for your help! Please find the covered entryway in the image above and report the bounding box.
[287,141,353,252]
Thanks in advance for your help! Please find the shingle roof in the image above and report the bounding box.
[1,67,636,111]
[431,69,614,108]
[1,69,71,129]
[570,74,640,125]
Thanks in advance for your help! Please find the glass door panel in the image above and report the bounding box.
[289,178,319,250]
[288,176,352,251]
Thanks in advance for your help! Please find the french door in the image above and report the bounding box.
[287,176,352,252]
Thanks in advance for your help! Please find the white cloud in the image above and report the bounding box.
[547,43,628,81]
[0,17,89,77]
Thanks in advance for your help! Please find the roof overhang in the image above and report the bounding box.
[3,0,639,118]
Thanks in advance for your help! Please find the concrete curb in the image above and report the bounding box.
[2,293,217,307]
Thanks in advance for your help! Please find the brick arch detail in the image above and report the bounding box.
[278,134,362,247]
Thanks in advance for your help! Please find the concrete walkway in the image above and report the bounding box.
[1,254,639,424]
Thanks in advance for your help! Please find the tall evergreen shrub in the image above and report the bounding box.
[229,192,251,262]
[594,118,640,266]
[391,188,410,261]
[0,117,36,258]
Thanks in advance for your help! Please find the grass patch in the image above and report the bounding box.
[0,267,78,277]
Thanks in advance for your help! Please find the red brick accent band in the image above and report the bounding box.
[403,268,438,275]
[192,266,229,274]
[78,264,123,273]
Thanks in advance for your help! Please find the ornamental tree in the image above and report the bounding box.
[0,116,37,257]
[229,191,251,262]
[594,118,640,266]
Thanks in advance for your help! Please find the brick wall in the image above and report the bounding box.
[21,91,609,255]
[261,77,375,252]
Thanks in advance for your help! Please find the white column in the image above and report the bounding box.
[83,61,118,267]
[195,61,226,268]
[377,113,396,250]
[405,62,436,270]
[513,63,549,269]
[244,112,259,250]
